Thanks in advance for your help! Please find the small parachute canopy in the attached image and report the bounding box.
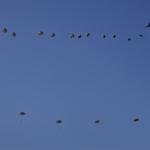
[86,33,91,37]
[103,34,106,38]
[78,34,82,39]
[145,22,150,28]
[18,112,26,125]
[133,118,140,122]
[37,31,44,36]
[95,120,100,124]
[19,112,26,116]
[56,120,62,124]
[113,34,116,38]
[12,32,16,37]
[2,27,8,33]
[51,33,56,38]
[128,38,131,41]
[70,33,75,38]
[139,34,143,37]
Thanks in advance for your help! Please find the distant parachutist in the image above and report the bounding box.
[133,118,140,122]
[56,120,62,124]
[145,22,150,28]
[19,112,26,125]
[50,33,56,38]
[113,34,116,38]
[103,34,106,39]
[2,27,8,33]
[78,34,82,39]
[12,32,16,37]
[86,33,91,37]
[128,38,131,41]
[139,34,144,37]
[37,31,44,36]
[19,112,26,116]
[95,120,100,124]
[70,33,75,38]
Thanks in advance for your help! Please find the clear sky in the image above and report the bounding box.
[0,0,150,149]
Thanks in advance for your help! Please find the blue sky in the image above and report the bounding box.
[0,0,150,149]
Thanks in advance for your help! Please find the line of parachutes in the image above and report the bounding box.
[1,22,150,41]
[18,111,140,125]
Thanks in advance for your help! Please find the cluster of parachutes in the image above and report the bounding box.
[18,112,140,124]
[36,22,150,41]
[36,31,142,41]
[1,22,150,40]
[1,27,16,37]
[3,22,149,124]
